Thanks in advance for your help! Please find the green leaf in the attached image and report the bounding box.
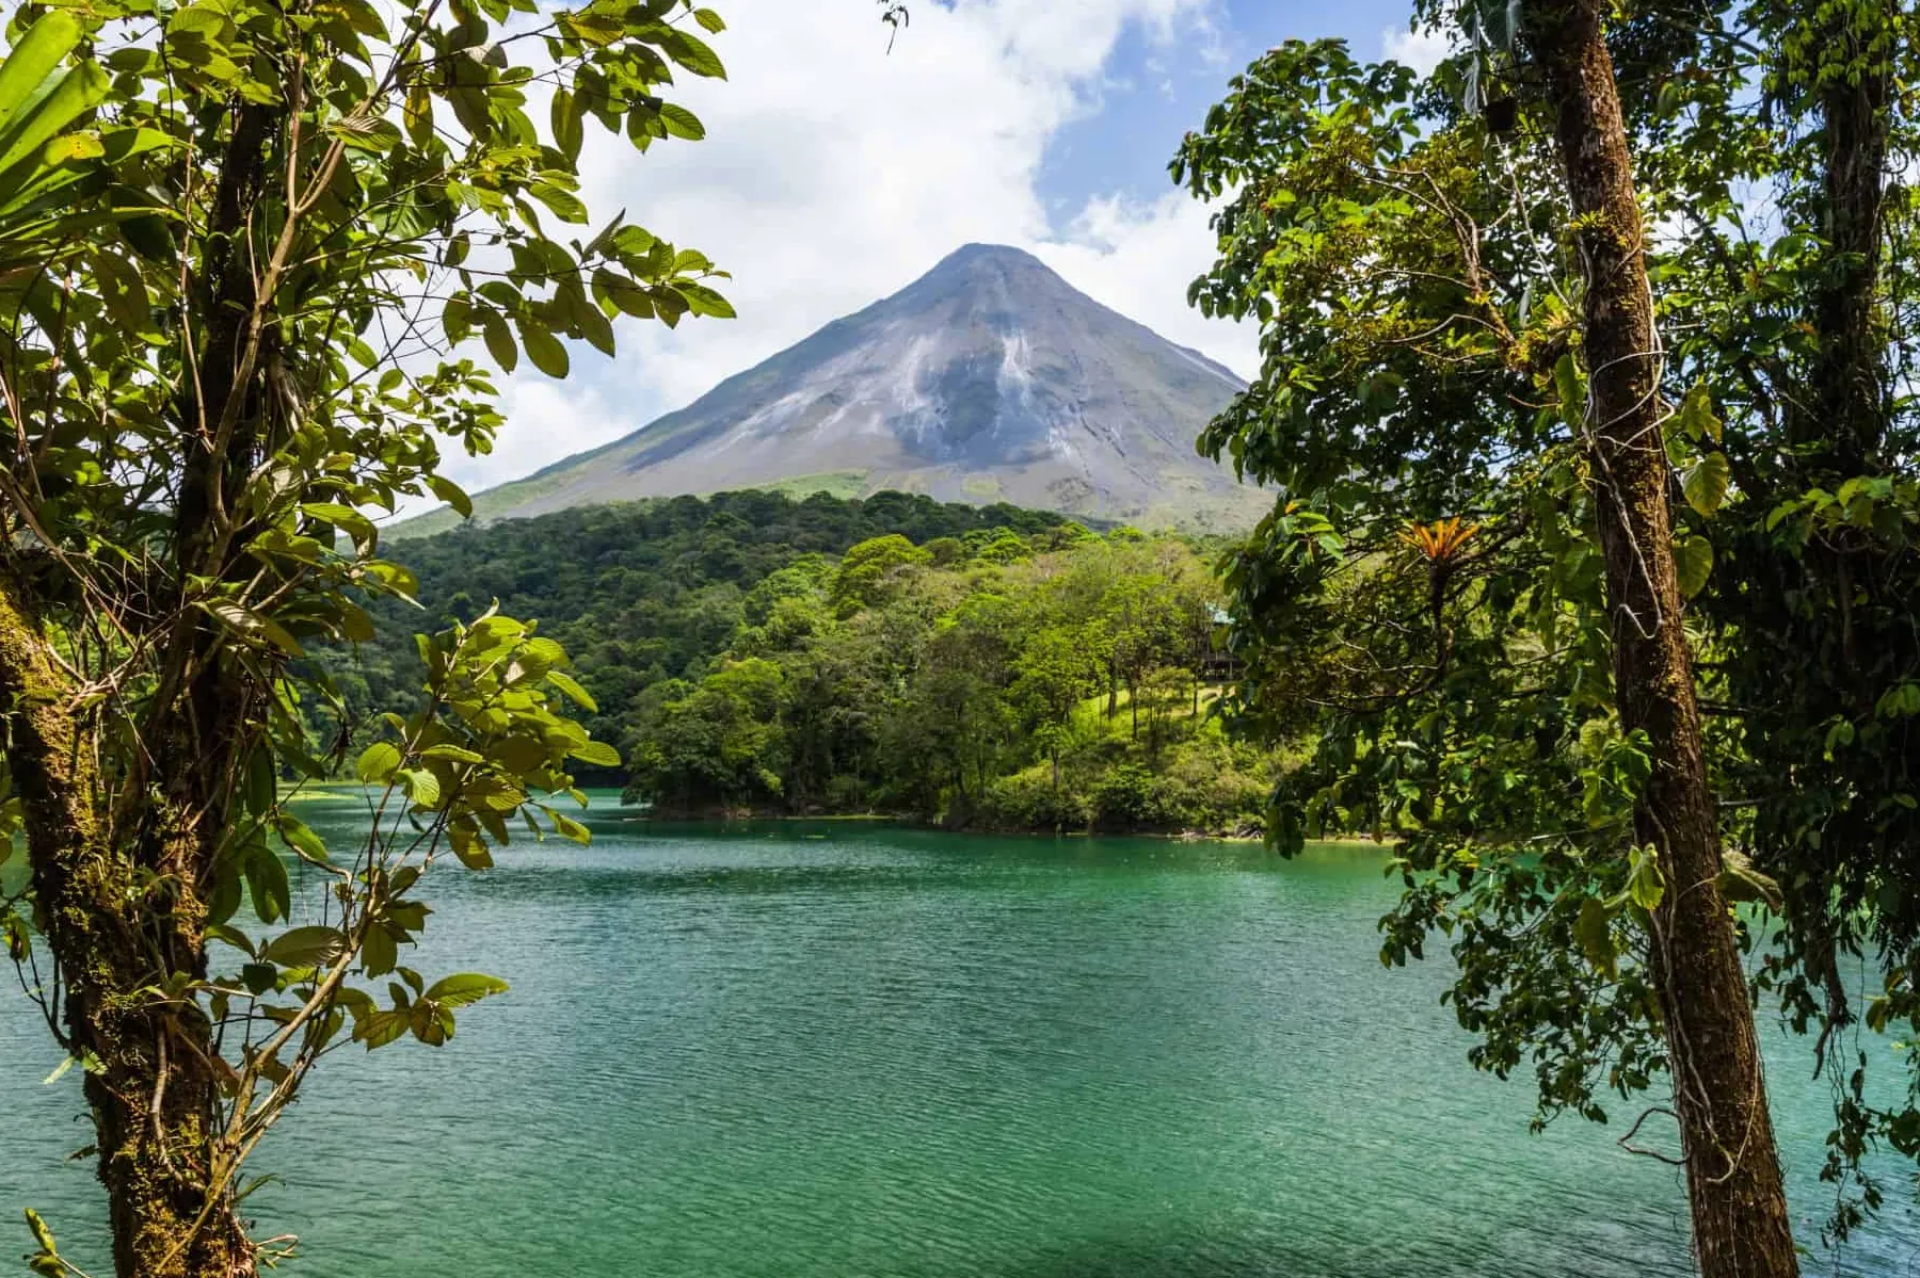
[202,600,305,658]
[1674,534,1713,599]
[245,745,276,816]
[673,281,735,319]
[596,268,654,318]
[449,821,494,870]
[569,738,621,768]
[545,669,598,713]
[693,7,726,32]
[427,474,473,518]
[275,813,329,864]
[0,16,86,130]
[1625,844,1665,912]
[260,925,346,967]
[1553,353,1585,431]
[481,310,517,373]
[543,804,591,845]
[424,972,509,1007]
[1675,383,1721,444]
[23,1206,61,1276]
[551,87,584,162]
[657,28,726,79]
[41,131,102,163]
[559,10,625,45]
[361,1012,411,1050]
[521,323,570,378]
[120,212,176,263]
[361,924,399,977]
[398,767,442,809]
[337,600,376,644]
[205,922,255,956]
[301,501,378,551]
[658,104,705,141]
[1878,681,1920,719]
[91,250,153,337]
[244,844,291,924]
[611,225,657,257]
[1573,896,1616,978]
[1683,453,1731,518]
[531,182,588,224]
[356,741,402,784]
[0,19,107,177]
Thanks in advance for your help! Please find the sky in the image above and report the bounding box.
[447,0,1453,498]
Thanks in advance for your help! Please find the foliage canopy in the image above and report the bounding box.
[1178,0,1920,1259]
[0,0,747,1269]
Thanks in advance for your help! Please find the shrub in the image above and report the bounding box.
[1091,764,1179,829]
[978,766,1092,830]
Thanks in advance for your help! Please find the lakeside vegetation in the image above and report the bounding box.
[316,490,1286,834]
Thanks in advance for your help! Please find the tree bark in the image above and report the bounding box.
[0,569,254,1277]
[1802,21,1889,472]
[1525,4,1801,1276]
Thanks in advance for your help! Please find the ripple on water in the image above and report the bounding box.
[2,814,1915,1277]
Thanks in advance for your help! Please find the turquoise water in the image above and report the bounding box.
[3,797,1915,1276]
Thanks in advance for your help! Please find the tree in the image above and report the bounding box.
[1521,2,1794,1266]
[893,608,1017,809]
[1173,11,1802,1271]
[1654,3,1920,1228]
[830,533,933,615]
[1011,626,1100,789]
[0,0,737,1270]
[594,516,1260,832]
[629,658,789,811]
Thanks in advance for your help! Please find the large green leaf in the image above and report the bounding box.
[423,972,509,1007]
[0,13,85,131]
[0,62,106,174]
[1683,453,1731,518]
[0,14,107,271]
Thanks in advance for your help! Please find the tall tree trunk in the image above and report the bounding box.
[0,571,253,1277]
[0,95,281,1278]
[1770,0,1894,1040]
[1525,4,1800,1275]
[1802,17,1889,473]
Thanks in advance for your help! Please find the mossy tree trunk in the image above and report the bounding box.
[0,569,255,1276]
[1525,3,1801,1274]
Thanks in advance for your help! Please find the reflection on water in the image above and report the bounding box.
[2,800,1915,1277]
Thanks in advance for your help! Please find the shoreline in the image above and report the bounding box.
[619,807,1396,848]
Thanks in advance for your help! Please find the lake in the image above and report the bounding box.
[3,795,1916,1276]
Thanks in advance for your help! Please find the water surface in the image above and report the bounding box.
[3,799,1915,1276]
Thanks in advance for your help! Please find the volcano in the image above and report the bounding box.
[410,244,1265,532]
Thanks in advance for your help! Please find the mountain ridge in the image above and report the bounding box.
[399,244,1264,537]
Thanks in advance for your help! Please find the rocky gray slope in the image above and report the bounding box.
[405,244,1266,534]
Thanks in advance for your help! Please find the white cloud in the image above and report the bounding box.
[1381,24,1452,76]
[1036,191,1257,377]
[434,0,1256,499]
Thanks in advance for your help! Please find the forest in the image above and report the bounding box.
[309,489,1062,758]
[316,490,1278,833]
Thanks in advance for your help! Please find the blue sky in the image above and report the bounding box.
[1035,0,1421,217]
[448,0,1447,500]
